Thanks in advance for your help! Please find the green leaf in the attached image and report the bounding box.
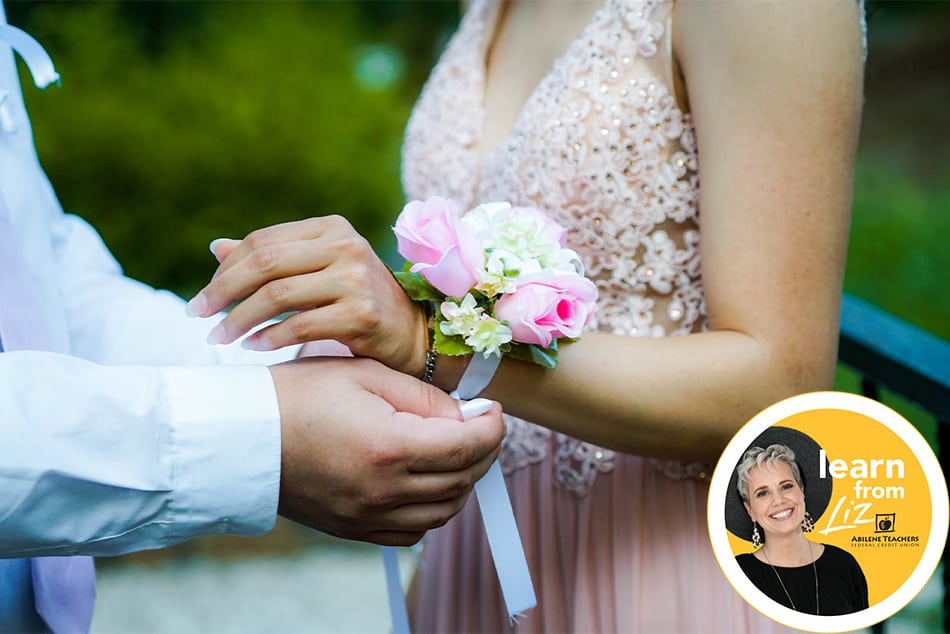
[505,342,559,369]
[504,344,534,365]
[433,329,471,356]
[392,270,444,303]
[529,343,559,369]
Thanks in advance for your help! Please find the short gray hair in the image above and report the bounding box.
[735,444,804,504]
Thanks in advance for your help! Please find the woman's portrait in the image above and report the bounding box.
[727,426,869,616]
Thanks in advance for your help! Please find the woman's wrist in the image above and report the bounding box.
[431,352,471,393]
[415,301,469,390]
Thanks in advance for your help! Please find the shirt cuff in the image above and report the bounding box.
[158,364,281,542]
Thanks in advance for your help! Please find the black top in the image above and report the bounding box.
[736,544,869,615]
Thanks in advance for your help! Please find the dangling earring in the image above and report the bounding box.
[752,523,761,549]
[802,511,814,533]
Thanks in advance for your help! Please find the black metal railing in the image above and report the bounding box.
[837,292,950,633]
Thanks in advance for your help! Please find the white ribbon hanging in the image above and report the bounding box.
[381,546,411,634]
[0,24,60,89]
[451,354,536,623]
[383,354,536,633]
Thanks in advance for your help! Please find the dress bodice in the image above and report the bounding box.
[402,0,709,494]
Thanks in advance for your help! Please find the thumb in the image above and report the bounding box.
[371,367,466,421]
[401,402,505,473]
[353,358,502,427]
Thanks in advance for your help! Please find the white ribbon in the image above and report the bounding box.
[453,355,537,623]
[0,24,60,89]
[382,354,536,632]
[381,546,411,634]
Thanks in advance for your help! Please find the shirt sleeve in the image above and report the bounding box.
[0,17,299,558]
[51,212,299,369]
[0,211,298,558]
[0,352,282,557]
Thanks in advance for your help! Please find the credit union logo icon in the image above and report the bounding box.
[875,513,896,534]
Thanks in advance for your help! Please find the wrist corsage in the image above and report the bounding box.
[392,196,598,369]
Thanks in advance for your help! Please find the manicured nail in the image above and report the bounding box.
[459,398,493,420]
[184,293,207,318]
[206,322,227,346]
[209,238,228,256]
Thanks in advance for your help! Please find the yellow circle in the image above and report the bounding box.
[725,408,931,607]
[709,391,949,633]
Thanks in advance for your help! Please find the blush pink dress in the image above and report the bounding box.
[401,0,788,631]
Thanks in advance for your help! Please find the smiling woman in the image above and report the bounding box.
[733,443,870,616]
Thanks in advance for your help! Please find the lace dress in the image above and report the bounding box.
[402,1,786,631]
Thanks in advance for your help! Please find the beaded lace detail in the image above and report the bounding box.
[402,0,708,495]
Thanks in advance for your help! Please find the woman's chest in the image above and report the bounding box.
[402,0,699,234]
[478,0,605,158]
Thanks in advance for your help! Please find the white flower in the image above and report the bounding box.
[475,249,543,296]
[461,202,512,241]
[552,247,587,276]
[462,203,566,269]
[495,214,562,268]
[439,293,512,357]
[464,316,512,358]
[439,293,484,337]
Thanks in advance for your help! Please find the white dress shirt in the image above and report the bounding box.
[0,4,296,558]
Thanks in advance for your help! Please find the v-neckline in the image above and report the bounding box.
[471,0,609,168]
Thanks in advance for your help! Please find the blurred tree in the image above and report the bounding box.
[11,0,459,296]
[847,0,950,338]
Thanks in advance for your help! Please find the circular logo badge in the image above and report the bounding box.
[708,391,948,632]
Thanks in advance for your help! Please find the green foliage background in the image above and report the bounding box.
[8,0,947,339]
[9,0,459,296]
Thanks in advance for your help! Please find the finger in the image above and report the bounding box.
[238,291,368,351]
[208,238,241,264]
[188,218,347,318]
[194,220,377,321]
[362,495,473,544]
[193,245,337,327]
[365,365,468,421]
[216,218,326,270]
[233,269,396,352]
[363,530,427,548]
[405,416,504,475]
[374,467,484,506]
[396,403,506,473]
[213,216,353,279]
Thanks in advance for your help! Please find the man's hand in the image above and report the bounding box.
[187,217,429,377]
[268,357,504,546]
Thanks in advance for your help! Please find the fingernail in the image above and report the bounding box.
[206,322,227,345]
[209,238,228,256]
[185,293,207,318]
[459,398,493,420]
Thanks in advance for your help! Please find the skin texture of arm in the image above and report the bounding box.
[188,1,864,463]
[455,0,865,461]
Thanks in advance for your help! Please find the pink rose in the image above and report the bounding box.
[393,197,484,297]
[494,273,598,348]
